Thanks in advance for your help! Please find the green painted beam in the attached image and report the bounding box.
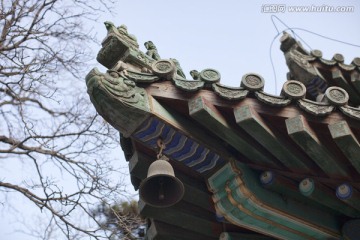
[329,121,360,174]
[351,71,360,94]
[286,115,350,179]
[336,183,360,211]
[299,178,360,218]
[220,232,275,240]
[139,199,222,238]
[235,105,316,174]
[129,150,213,211]
[331,70,360,105]
[260,171,318,205]
[209,163,341,240]
[146,219,218,240]
[188,96,279,168]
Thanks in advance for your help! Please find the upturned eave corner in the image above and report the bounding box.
[85,22,360,240]
[280,32,360,106]
[85,67,151,137]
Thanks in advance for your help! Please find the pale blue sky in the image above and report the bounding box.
[1,1,360,239]
[95,0,360,93]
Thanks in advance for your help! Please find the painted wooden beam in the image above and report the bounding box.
[260,171,316,204]
[331,70,360,104]
[235,105,316,174]
[146,219,217,240]
[129,150,213,211]
[351,71,360,94]
[139,199,222,238]
[188,95,279,168]
[329,121,360,174]
[299,178,360,218]
[219,232,274,240]
[286,115,350,179]
[149,95,233,161]
[336,183,360,211]
[209,162,341,240]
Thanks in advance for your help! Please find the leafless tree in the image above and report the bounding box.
[0,0,137,239]
[92,200,146,240]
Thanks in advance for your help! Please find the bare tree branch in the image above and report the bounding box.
[0,0,137,239]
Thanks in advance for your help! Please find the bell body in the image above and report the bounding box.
[139,159,185,208]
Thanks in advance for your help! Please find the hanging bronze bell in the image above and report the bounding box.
[139,158,185,208]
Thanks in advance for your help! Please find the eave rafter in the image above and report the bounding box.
[188,95,280,168]
[286,115,350,179]
[147,82,360,179]
[234,104,317,174]
[329,121,360,174]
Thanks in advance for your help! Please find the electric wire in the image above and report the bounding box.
[269,15,360,94]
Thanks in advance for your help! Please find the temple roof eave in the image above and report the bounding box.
[87,24,360,240]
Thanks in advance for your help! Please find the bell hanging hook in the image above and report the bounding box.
[156,138,166,160]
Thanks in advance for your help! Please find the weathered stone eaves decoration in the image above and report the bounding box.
[86,23,360,240]
[86,23,360,133]
[280,32,360,107]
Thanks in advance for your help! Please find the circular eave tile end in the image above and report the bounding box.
[332,53,345,63]
[200,68,221,83]
[325,86,349,106]
[151,59,176,79]
[281,80,306,99]
[311,49,323,58]
[241,73,265,91]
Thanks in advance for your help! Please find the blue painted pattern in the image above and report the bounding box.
[134,117,225,173]
[306,77,328,98]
